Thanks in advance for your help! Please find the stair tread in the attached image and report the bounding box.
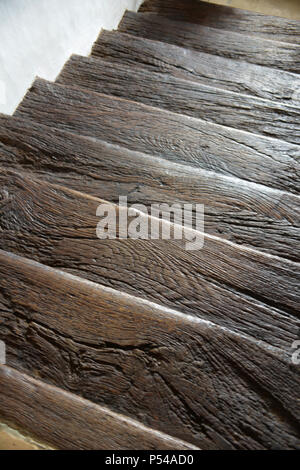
[0,366,195,450]
[139,0,300,45]
[91,30,300,105]
[0,168,299,350]
[119,11,300,74]
[1,249,299,449]
[13,79,300,194]
[57,54,300,145]
[0,114,299,261]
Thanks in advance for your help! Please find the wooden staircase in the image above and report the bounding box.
[0,0,299,450]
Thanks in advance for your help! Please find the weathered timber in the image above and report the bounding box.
[0,250,300,449]
[0,169,299,349]
[139,0,300,45]
[0,366,196,450]
[13,79,300,194]
[57,54,300,144]
[119,12,300,74]
[91,31,300,105]
[0,115,299,261]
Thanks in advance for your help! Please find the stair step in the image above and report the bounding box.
[0,366,195,450]
[0,114,299,261]
[57,54,300,145]
[13,79,300,194]
[119,11,300,74]
[139,0,300,45]
[0,168,299,349]
[1,249,299,449]
[91,30,300,105]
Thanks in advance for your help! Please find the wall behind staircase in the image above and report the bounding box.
[0,0,143,115]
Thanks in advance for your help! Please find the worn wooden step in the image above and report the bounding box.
[57,54,300,145]
[91,30,300,105]
[139,0,300,45]
[0,115,299,261]
[1,249,300,449]
[119,12,300,74]
[0,366,196,450]
[0,168,299,349]
[13,79,300,194]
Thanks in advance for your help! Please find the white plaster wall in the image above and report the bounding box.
[0,0,143,114]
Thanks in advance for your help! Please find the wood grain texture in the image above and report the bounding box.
[0,168,299,350]
[1,250,300,449]
[0,366,196,450]
[0,115,299,261]
[1,4,299,450]
[13,79,300,195]
[57,54,300,144]
[91,30,300,105]
[119,12,300,74]
[139,0,300,45]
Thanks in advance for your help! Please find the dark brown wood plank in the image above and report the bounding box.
[0,168,299,349]
[139,0,300,45]
[91,30,300,105]
[0,366,196,450]
[57,54,300,144]
[119,12,300,74]
[13,79,300,194]
[1,250,300,449]
[0,115,299,261]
